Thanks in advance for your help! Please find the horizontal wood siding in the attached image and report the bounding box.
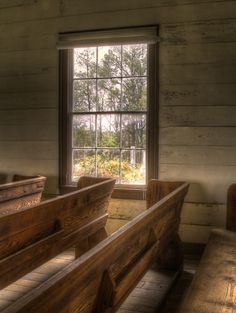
[0,0,235,242]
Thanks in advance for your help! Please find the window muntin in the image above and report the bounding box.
[71,44,147,185]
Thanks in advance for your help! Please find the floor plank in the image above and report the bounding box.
[0,251,199,312]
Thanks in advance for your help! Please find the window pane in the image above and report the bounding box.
[97,114,120,147]
[122,114,146,148]
[97,79,121,111]
[98,46,121,78]
[72,149,96,181]
[122,44,147,77]
[121,150,146,184]
[122,78,147,111]
[97,149,120,182]
[73,80,96,112]
[74,48,96,78]
[73,115,95,147]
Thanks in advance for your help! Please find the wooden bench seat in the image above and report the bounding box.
[0,175,46,213]
[0,176,115,290]
[0,180,189,313]
[179,228,236,313]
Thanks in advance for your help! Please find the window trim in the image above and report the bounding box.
[59,26,159,199]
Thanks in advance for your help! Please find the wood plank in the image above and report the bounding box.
[0,177,115,289]
[0,4,235,51]
[226,183,236,231]
[109,200,225,229]
[0,33,56,52]
[0,176,46,214]
[0,182,188,313]
[162,18,236,45]
[108,199,146,221]
[0,109,57,126]
[0,69,57,92]
[59,0,234,17]
[159,127,236,146]
[179,229,236,312]
[0,142,57,160]
[0,0,35,9]
[0,159,57,178]
[58,2,236,27]
[0,91,57,110]
[160,84,236,106]
[159,164,236,203]
[181,202,225,227]
[160,106,236,127]
[179,224,211,243]
[0,50,57,77]
[160,64,236,85]
[160,42,236,65]
[0,0,59,24]
[160,145,236,166]
[0,125,58,141]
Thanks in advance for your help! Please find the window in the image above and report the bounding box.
[59,26,159,195]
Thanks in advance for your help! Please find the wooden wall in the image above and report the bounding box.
[0,0,235,243]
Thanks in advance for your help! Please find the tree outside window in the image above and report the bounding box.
[72,44,147,185]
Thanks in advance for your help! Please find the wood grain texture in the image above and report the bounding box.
[179,229,236,313]
[0,0,235,244]
[226,184,236,231]
[0,181,188,313]
[0,175,46,213]
[0,176,115,289]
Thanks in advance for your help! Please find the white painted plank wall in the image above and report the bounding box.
[0,0,235,242]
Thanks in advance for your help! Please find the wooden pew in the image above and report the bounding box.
[0,180,188,313]
[178,183,236,313]
[226,183,236,231]
[0,175,46,213]
[178,228,236,313]
[0,176,115,290]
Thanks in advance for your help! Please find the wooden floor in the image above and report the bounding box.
[0,249,199,312]
[118,257,199,313]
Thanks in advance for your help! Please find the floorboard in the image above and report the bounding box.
[0,250,199,312]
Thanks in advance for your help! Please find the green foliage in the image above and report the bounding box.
[72,44,147,184]
[73,154,144,184]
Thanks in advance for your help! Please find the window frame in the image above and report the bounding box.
[59,27,159,199]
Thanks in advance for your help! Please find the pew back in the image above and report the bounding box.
[0,175,46,213]
[0,176,115,289]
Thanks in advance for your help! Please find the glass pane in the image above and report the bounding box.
[97,79,121,111]
[98,46,121,77]
[73,115,95,147]
[97,114,120,147]
[74,48,96,78]
[122,44,147,77]
[122,78,147,111]
[73,80,96,112]
[97,149,120,182]
[72,149,96,181]
[121,150,146,184]
[121,114,146,148]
